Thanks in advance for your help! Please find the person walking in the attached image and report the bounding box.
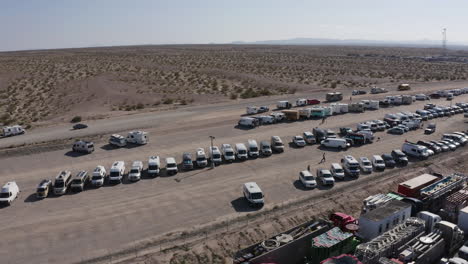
[307,165,310,171]
[350,96,352,102]
[320,152,326,163]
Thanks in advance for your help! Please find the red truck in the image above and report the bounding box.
[329,212,359,233]
[307,99,321,105]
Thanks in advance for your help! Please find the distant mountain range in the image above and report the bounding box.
[230,37,468,49]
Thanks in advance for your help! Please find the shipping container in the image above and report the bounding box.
[397,174,439,198]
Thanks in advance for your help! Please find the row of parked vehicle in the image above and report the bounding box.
[294,130,468,191]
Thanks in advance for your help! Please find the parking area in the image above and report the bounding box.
[0,93,467,264]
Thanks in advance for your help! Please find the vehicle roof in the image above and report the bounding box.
[331,163,342,168]
[294,135,304,139]
[56,170,71,179]
[303,131,313,135]
[271,136,282,141]
[111,134,125,138]
[235,143,247,149]
[111,161,125,168]
[38,179,51,188]
[381,154,393,159]
[260,141,270,146]
[93,166,105,172]
[149,156,160,161]
[372,155,384,159]
[359,157,370,161]
[183,152,192,158]
[244,182,262,193]
[166,157,176,163]
[222,143,232,148]
[300,170,313,176]
[1,182,18,192]
[131,161,143,166]
[74,171,88,179]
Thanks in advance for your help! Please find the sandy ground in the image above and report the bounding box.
[0,90,467,263]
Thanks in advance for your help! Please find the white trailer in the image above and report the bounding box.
[296,98,307,107]
[1,125,25,137]
[368,100,379,110]
[338,103,349,114]
[246,106,258,115]
[298,108,312,119]
[126,131,148,145]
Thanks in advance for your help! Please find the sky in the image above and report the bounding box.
[1,0,467,51]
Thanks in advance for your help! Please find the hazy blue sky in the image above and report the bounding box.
[1,0,467,51]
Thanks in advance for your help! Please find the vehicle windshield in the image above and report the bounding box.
[0,192,10,198]
[167,163,176,168]
[55,181,64,188]
[304,176,314,181]
[238,150,247,154]
[250,147,258,152]
[183,160,192,164]
[226,151,234,156]
[334,168,343,173]
[37,187,46,192]
[263,145,270,149]
[110,171,120,177]
[92,176,102,180]
[305,135,313,139]
[349,165,360,170]
[196,157,206,161]
[362,161,371,166]
[251,192,263,199]
[275,142,283,146]
[213,154,221,159]
[148,165,159,170]
[130,169,139,174]
[72,179,82,184]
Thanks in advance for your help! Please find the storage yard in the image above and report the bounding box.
[0,79,467,264]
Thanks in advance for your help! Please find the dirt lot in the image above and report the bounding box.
[0,88,467,264]
[1,45,468,127]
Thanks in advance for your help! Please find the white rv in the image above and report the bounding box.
[341,155,360,178]
[126,131,148,145]
[0,182,19,205]
[246,106,258,115]
[1,125,25,137]
[128,161,143,182]
[195,148,208,168]
[109,134,127,147]
[72,140,94,154]
[91,165,107,187]
[238,117,259,128]
[109,161,125,183]
[147,156,161,177]
[54,170,72,195]
[296,98,307,107]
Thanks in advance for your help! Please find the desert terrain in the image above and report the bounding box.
[0,45,468,264]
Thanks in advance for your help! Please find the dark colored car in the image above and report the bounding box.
[381,154,396,168]
[73,123,88,130]
[182,152,193,170]
[339,127,353,136]
[429,93,441,99]
[417,140,441,153]
[391,149,408,166]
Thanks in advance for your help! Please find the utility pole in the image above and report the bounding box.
[209,136,215,169]
[442,28,447,56]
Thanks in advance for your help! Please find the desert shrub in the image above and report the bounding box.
[230,93,238,100]
[136,103,145,109]
[259,88,272,96]
[240,88,259,99]
[70,116,82,123]
[163,97,174,104]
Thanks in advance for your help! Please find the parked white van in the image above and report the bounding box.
[247,139,259,158]
[402,142,429,160]
[209,146,223,165]
[238,117,259,128]
[372,155,386,171]
[165,157,178,175]
[1,125,25,137]
[243,182,264,207]
[235,143,248,161]
[126,131,148,145]
[91,165,107,187]
[330,163,345,180]
[128,161,143,182]
[221,144,235,162]
[70,171,90,192]
[109,161,125,183]
[321,138,349,150]
[72,140,94,154]
[147,156,161,177]
[0,182,19,205]
[195,148,208,167]
[341,155,360,178]
[54,170,72,195]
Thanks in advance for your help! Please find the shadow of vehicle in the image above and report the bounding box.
[292,180,311,191]
[230,197,262,212]
[24,193,41,203]
[234,125,256,131]
[64,151,87,157]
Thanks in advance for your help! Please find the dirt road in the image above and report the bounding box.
[0,90,467,264]
[1,80,467,149]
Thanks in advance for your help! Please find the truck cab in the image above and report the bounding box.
[36,179,52,199]
[341,155,360,178]
[195,148,208,167]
